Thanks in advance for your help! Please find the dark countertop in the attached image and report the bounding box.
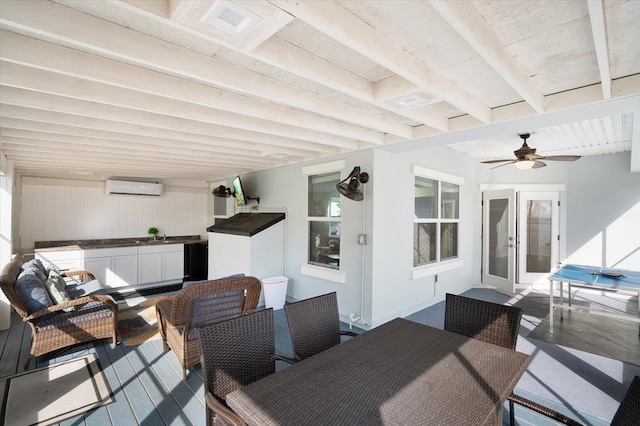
[34,235,207,251]
[207,213,285,237]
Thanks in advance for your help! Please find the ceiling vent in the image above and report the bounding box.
[201,0,261,38]
[388,93,438,109]
[105,180,163,196]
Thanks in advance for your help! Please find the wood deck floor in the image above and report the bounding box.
[0,301,363,426]
[1,288,638,426]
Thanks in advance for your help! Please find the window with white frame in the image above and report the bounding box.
[301,160,346,283]
[308,171,341,269]
[413,166,463,274]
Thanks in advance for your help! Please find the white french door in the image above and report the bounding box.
[517,192,559,284]
[482,189,560,291]
[482,189,516,293]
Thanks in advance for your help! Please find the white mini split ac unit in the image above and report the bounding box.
[105,180,163,196]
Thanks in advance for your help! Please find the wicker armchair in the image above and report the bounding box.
[156,276,261,381]
[196,309,292,426]
[0,259,118,369]
[284,291,357,361]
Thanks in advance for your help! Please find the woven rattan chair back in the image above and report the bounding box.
[196,309,276,426]
[611,375,640,426]
[284,292,345,361]
[156,276,261,381]
[444,293,522,350]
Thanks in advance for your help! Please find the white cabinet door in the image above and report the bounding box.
[84,257,111,286]
[111,255,138,288]
[138,253,163,284]
[36,250,83,271]
[162,251,184,281]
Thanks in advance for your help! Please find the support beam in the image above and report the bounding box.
[1,0,410,139]
[0,62,365,150]
[428,0,544,113]
[269,0,491,124]
[0,31,383,145]
[631,110,640,172]
[587,0,612,99]
[0,89,338,155]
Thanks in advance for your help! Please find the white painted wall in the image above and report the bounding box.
[19,177,208,250]
[0,152,14,329]
[234,150,374,324]
[241,147,639,328]
[369,147,480,326]
[563,153,640,269]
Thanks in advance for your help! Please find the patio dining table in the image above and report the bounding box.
[226,317,531,425]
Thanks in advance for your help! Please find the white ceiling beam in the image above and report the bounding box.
[631,110,640,172]
[0,62,364,150]
[0,145,257,175]
[587,0,612,99]
[250,36,448,132]
[85,0,445,133]
[168,0,196,21]
[428,0,544,114]
[0,117,314,159]
[121,0,170,18]
[12,163,220,180]
[0,90,338,155]
[0,31,383,146]
[0,131,279,167]
[1,0,410,139]
[269,0,490,124]
[0,138,270,170]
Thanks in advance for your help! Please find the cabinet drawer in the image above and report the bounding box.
[138,243,184,254]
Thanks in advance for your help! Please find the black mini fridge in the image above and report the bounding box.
[184,241,208,281]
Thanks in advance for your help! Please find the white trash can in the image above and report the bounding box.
[262,276,289,310]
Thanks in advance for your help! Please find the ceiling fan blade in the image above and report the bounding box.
[524,153,543,160]
[538,155,581,161]
[491,161,516,169]
[481,159,515,164]
[532,161,547,169]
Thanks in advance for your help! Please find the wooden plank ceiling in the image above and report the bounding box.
[0,0,639,181]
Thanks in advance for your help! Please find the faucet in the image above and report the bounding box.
[163,234,167,241]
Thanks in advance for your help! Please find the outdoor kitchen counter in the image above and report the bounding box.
[34,235,206,251]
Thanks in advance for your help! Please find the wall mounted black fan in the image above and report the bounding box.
[481,133,581,169]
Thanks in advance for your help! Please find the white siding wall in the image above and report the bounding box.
[0,152,14,329]
[19,177,208,250]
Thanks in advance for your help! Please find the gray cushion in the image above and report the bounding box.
[16,269,53,314]
[22,259,47,276]
[45,269,73,311]
[21,260,47,283]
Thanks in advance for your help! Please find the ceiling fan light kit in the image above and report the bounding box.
[481,133,581,170]
[337,166,369,201]
[514,160,536,170]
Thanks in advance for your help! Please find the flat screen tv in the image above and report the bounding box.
[232,175,247,206]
